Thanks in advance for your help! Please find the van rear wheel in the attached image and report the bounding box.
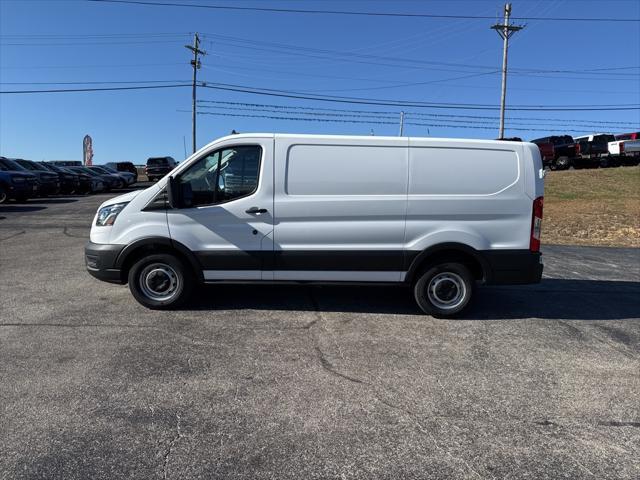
[128,253,194,309]
[413,262,474,318]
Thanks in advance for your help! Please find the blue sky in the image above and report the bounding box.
[1,0,639,164]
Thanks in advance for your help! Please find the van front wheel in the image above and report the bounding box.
[413,263,474,317]
[128,253,194,309]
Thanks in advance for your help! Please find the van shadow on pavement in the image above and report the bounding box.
[188,278,640,321]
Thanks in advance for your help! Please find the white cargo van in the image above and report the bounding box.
[85,134,544,317]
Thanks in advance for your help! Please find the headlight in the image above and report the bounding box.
[96,202,128,226]
[12,176,26,184]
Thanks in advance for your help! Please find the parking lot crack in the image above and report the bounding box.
[307,287,365,385]
[0,230,25,242]
[314,346,364,384]
[161,412,183,480]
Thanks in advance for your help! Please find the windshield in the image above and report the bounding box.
[72,167,99,177]
[90,166,110,174]
[1,158,28,171]
[0,162,11,171]
[147,157,170,166]
[15,160,40,171]
[37,163,56,172]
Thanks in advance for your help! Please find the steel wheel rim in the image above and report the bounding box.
[427,272,466,310]
[139,263,180,302]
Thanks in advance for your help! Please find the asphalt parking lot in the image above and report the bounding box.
[1,187,639,480]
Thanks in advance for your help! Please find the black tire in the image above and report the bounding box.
[413,262,474,318]
[128,253,194,309]
[556,156,570,170]
[0,185,7,204]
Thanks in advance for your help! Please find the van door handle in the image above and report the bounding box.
[246,206,268,214]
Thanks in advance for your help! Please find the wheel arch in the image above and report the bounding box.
[405,242,490,284]
[115,237,203,283]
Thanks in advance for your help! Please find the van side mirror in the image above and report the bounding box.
[167,176,179,208]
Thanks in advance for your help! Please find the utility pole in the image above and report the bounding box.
[399,111,405,136]
[491,4,523,139]
[185,33,206,154]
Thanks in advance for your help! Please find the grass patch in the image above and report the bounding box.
[544,167,640,247]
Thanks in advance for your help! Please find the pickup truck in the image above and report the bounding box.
[609,132,640,166]
[530,135,576,170]
[573,134,614,168]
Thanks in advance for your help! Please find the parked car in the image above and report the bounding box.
[98,164,136,185]
[0,157,39,202]
[6,158,61,196]
[49,160,83,167]
[610,132,640,166]
[145,156,177,182]
[67,166,109,193]
[105,161,138,182]
[37,162,80,194]
[70,168,99,194]
[49,165,95,194]
[86,166,125,189]
[530,135,576,170]
[573,134,615,168]
[85,133,544,317]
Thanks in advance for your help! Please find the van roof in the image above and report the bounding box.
[206,132,529,146]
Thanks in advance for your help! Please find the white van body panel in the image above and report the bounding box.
[273,135,408,281]
[86,133,543,287]
[406,138,533,252]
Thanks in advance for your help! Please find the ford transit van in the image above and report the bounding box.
[85,134,544,317]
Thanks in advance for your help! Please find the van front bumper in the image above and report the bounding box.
[85,241,125,284]
[482,250,543,285]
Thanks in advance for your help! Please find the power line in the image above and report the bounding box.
[0,62,184,70]
[0,32,189,39]
[87,0,640,23]
[196,100,640,125]
[1,80,637,113]
[0,39,188,46]
[0,84,190,94]
[200,32,640,77]
[196,104,638,130]
[198,82,640,111]
[188,110,619,134]
[0,80,190,85]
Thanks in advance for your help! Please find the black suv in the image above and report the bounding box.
[106,161,138,182]
[145,156,176,182]
[0,157,39,202]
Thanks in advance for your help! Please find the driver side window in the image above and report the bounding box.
[178,145,261,208]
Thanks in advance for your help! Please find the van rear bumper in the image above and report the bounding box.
[481,250,543,285]
[85,242,125,284]
[482,250,543,285]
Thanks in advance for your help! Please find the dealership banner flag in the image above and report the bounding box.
[83,135,93,166]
